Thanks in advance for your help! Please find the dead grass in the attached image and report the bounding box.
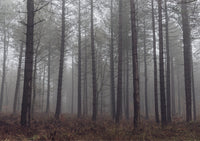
[0,114,199,140]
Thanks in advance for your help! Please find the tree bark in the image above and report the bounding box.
[171,58,176,116]
[0,25,7,112]
[181,0,192,122]
[143,19,148,120]
[46,46,51,113]
[130,0,140,128]
[77,0,82,118]
[151,0,159,123]
[21,0,34,126]
[116,0,123,124]
[110,0,115,120]
[158,0,167,127]
[55,0,66,119]
[91,0,97,121]
[164,0,171,123]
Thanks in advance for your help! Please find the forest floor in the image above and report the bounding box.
[0,114,200,140]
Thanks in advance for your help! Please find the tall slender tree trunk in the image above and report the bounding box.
[143,19,148,120]
[181,0,192,122]
[71,51,74,114]
[55,0,66,119]
[42,65,46,112]
[158,0,167,127]
[91,0,97,121]
[151,0,159,123]
[130,0,140,128]
[31,40,40,117]
[164,0,171,122]
[110,0,115,120]
[125,48,129,120]
[0,25,7,112]
[13,42,23,114]
[116,0,123,124]
[77,0,82,118]
[83,29,88,116]
[46,46,51,113]
[191,63,196,121]
[171,58,175,116]
[21,0,34,126]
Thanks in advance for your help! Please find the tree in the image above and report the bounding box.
[77,0,82,118]
[116,0,123,124]
[164,0,171,122]
[13,42,23,114]
[143,19,148,120]
[55,0,66,119]
[21,0,34,126]
[110,0,115,121]
[158,0,167,127]
[0,23,8,112]
[181,0,192,122]
[151,0,159,123]
[91,0,97,121]
[130,0,140,128]
[46,44,51,113]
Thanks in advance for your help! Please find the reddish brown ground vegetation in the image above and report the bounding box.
[0,114,199,140]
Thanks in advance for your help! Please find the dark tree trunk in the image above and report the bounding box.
[143,19,148,120]
[55,0,66,119]
[125,36,129,120]
[13,42,23,114]
[77,0,82,118]
[158,0,167,127]
[151,0,159,123]
[83,29,88,116]
[181,0,192,122]
[110,0,115,120]
[164,0,171,123]
[91,0,97,121]
[130,0,140,128]
[116,0,123,124]
[21,0,34,126]
[171,58,176,116]
[177,71,181,116]
[46,46,51,113]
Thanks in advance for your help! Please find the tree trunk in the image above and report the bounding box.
[151,0,159,123]
[0,25,7,112]
[191,60,196,121]
[83,29,88,116]
[46,46,51,113]
[181,0,192,122]
[71,51,74,114]
[158,0,167,127]
[55,0,66,119]
[171,58,175,116]
[13,42,23,114]
[110,0,115,120]
[31,40,40,117]
[143,19,148,120]
[130,0,140,128]
[91,0,97,121]
[116,0,123,124]
[77,0,82,118]
[21,0,34,126]
[164,0,171,123]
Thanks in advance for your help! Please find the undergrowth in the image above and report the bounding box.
[0,114,199,140]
